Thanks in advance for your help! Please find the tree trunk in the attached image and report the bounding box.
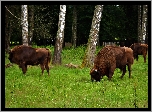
[21,5,28,46]
[5,5,13,53]
[5,6,10,53]
[138,5,142,43]
[72,5,77,48]
[145,5,148,44]
[52,5,66,65]
[28,5,34,45]
[141,5,148,44]
[81,5,103,68]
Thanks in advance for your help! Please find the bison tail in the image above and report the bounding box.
[47,49,52,67]
[131,57,134,64]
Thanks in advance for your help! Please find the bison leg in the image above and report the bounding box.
[120,66,126,79]
[45,64,50,76]
[44,58,50,76]
[143,55,146,63]
[136,55,139,61]
[108,64,116,80]
[21,64,27,74]
[40,64,45,75]
[108,72,114,80]
[127,64,131,78]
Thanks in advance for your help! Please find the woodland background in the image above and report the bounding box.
[4,5,149,49]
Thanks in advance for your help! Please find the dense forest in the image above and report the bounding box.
[4,4,149,50]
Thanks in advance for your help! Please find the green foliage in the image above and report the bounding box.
[62,45,87,65]
[33,5,59,40]
[5,5,22,43]
[100,5,123,41]
[64,5,73,42]
[5,46,148,108]
[5,5,139,46]
[77,5,95,45]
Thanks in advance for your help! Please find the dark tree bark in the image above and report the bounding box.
[72,5,77,48]
[5,5,12,53]
[138,5,142,43]
[5,6,10,53]
[28,5,34,45]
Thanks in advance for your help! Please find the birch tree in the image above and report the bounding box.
[21,5,28,46]
[52,5,66,65]
[145,5,148,44]
[141,5,148,44]
[81,5,103,68]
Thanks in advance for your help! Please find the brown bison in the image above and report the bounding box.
[130,43,148,63]
[8,45,51,75]
[90,46,134,82]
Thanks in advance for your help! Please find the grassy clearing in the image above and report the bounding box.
[5,46,148,108]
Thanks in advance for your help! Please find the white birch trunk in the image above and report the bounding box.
[52,5,66,65]
[21,5,28,46]
[141,5,148,44]
[82,5,103,67]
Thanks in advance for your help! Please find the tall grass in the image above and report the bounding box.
[5,45,148,108]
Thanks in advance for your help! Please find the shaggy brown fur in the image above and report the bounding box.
[130,43,148,63]
[90,45,134,82]
[8,45,51,75]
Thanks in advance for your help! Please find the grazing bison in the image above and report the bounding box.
[90,46,134,82]
[130,43,148,63]
[8,45,51,75]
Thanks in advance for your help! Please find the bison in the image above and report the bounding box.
[130,43,148,63]
[90,46,134,82]
[8,45,51,75]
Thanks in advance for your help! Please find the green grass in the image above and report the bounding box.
[5,46,148,108]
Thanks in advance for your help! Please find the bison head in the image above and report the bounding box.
[90,68,102,82]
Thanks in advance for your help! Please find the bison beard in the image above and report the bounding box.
[8,45,51,75]
[90,46,134,82]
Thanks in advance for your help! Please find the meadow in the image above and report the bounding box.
[5,45,148,108]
